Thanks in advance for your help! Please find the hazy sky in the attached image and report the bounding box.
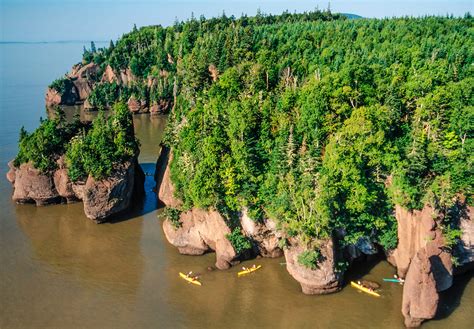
[1,0,472,42]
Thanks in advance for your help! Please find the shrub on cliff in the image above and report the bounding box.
[226,228,252,254]
[297,249,322,270]
[66,102,139,181]
[14,110,84,172]
[49,77,73,95]
[87,82,121,109]
[159,207,182,228]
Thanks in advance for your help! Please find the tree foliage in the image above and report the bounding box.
[48,11,473,251]
[65,102,140,181]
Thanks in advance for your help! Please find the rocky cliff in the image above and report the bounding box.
[284,237,343,294]
[155,146,473,326]
[45,63,99,107]
[46,63,171,115]
[388,204,473,327]
[7,157,144,222]
[155,146,283,268]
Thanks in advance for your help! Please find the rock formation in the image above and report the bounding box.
[45,62,98,107]
[7,161,61,206]
[101,64,120,84]
[162,208,238,269]
[387,205,437,277]
[155,145,182,208]
[155,146,283,267]
[387,203,474,327]
[284,237,343,294]
[240,208,282,258]
[127,95,148,113]
[83,160,144,222]
[7,158,144,222]
[53,156,78,203]
[401,224,453,327]
[46,62,173,115]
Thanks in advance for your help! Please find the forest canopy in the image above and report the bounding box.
[15,104,139,182]
[59,10,473,251]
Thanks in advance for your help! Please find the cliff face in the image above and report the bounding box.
[46,63,170,114]
[45,62,98,107]
[163,208,237,270]
[155,146,283,268]
[155,146,473,326]
[6,157,144,222]
[388,204,473,327]
[284,237,343,294]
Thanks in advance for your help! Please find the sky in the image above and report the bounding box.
[0,0,472,42]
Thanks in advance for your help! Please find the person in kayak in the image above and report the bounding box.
[394,274,405,284]
[187,271,200,280]
[357,280,379,292]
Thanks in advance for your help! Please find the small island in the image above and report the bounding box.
[7,103,144,221]
[7,9,473,328]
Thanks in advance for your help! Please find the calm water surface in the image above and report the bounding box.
[0,43,472,329]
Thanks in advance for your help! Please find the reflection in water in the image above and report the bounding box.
[134,114,168,163]
[15,199,145,297]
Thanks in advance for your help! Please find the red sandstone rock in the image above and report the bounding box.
[402,246,439,328]
[149,99,171,115]
[284,238,342,295]
[101,65,121,84]
[73,79,93,101]
[6,161,16,184]
[83,161,143,222]
[127,95,147,113]
[240,208,283,258]
[45,88,62,107]
[7,156,143,221]
[120,68,136,86]
[387,205,437,277]
[155,146,182,208]
[53,156,77,203]
[10,162,60,206]
[162,208,237,269]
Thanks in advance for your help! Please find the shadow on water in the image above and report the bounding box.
[344,252,388,286]
[153,143,169,209]
[107,162,158,224]
[435,271,473,320]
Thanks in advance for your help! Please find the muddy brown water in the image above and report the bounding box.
[1,43,473,329]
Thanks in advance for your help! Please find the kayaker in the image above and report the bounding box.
[394,274,405,284]
[361,280,380,290]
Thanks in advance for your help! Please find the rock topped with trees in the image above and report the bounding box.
[7,104,144,221]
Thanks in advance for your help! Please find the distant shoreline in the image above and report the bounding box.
[0,40,108,45]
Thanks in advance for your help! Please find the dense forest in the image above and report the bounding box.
[15,103,139,182]
[43,10,472,266]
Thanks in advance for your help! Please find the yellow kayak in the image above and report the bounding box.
[179,272,202,286]
[350,281,380,297]
[238,265,262,276]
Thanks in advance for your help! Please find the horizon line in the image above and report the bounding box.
[0,40,109,45]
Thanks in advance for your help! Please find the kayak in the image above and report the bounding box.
[179,272,202,286]
[238,265,262,276]
[384,278,403,283]
[350,281,381,297]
